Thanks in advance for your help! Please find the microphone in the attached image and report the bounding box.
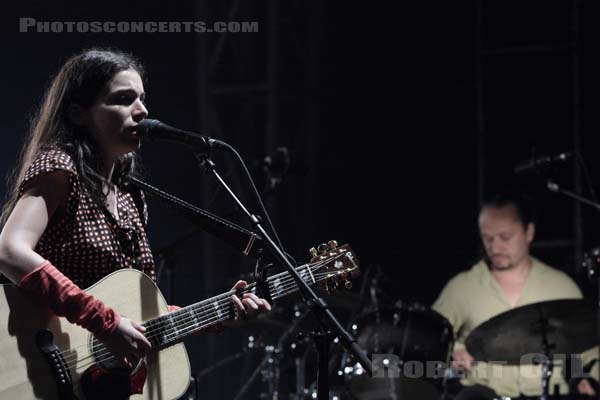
[261,147,290,191]
[137,119,225,152]
[263,147,290,177]
[514,151,572,174]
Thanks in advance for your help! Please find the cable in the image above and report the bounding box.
[215,140,298,265]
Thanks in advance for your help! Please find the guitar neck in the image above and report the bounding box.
[141,264,315,348]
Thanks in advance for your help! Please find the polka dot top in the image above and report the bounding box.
[18,148,156,289]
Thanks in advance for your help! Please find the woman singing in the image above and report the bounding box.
[0,48,270,369]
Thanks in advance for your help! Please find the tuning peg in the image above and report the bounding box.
[344,280,353,290]
[309,247,318,258]
[327,240,338,249]
[317,243,329,254]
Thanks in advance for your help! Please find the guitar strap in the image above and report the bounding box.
[125,176,264,259]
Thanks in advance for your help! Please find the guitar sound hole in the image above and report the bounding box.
[89,337,143,373]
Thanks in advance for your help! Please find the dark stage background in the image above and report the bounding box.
[1,1,599,399]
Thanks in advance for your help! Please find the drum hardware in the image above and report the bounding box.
[541,163,600,399]
[465,299,597,400]
[538,317,555,400]
[303,330,338,400]
[289,327,311,400]
[339,303,454,400]
[582,246,600,281]
[184,335,264,400]
[524,152,600,397]
[234,303,311,400]
[466,300,596,365]
[194,335,266,381]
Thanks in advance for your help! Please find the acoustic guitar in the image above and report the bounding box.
[0,243,359,399]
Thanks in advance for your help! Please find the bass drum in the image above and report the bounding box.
[341,303,453,400]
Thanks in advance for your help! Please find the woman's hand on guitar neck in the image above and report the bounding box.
[230,280,271,321]
[103,316,151,368]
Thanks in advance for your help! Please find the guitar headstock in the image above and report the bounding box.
[307,240,360,293]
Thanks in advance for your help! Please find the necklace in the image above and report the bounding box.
[103,184,116,208]
[104,192,112,207]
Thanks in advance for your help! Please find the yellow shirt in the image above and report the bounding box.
[432,257,597,397]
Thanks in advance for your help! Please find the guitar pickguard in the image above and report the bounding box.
[81,360,147,400]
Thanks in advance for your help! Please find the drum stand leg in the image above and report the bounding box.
[537,310,555,400]
[540,358,554,400]
[293,354,307,399]
[307,330,335,400]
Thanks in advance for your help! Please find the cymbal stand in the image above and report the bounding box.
[232,340,280,400]
[540,358,554,400]
[290,351,306,400]
[233,305,310,400]
[195,336,262,381]
[537,307,555,400]
[289,304,312,400]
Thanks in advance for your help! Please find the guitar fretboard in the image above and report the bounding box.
[140,261,336,348]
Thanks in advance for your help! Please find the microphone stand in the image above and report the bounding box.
[546,180,600,211]
[195,151,373,400]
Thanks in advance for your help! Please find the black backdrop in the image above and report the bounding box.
[1,1,599,398]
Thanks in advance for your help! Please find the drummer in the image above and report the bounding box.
[432,192,598,399]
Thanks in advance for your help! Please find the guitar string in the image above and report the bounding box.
[143,267,343,344]
[58,289,234,365]
[149,256,341,339]
[58,259,329,363]
[57,257,347,367]
[72,271,342,371]
[63,268,346,370]
[64,268,336,368]
[69,270,341,371]
[59,258,340,366]
[56,261,322,362]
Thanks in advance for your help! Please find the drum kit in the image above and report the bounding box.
[333,290,597,400]
[187,266,598,400]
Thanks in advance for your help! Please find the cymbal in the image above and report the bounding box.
[465,299,597,365]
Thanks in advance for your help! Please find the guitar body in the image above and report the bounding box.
[0,269,191,400]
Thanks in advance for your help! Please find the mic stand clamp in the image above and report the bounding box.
[196,152,372,400]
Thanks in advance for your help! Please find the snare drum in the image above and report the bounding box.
[340,302,453,400]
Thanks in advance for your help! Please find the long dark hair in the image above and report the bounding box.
[0,48,146,227]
